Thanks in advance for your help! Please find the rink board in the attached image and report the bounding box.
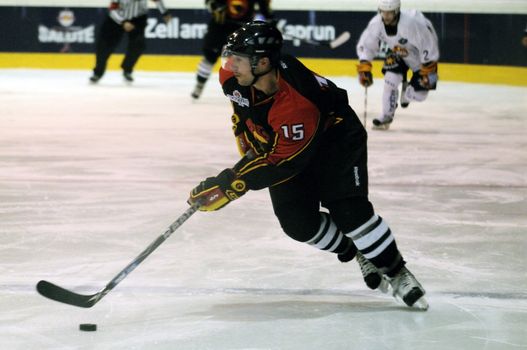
[0,6,526,66]
[0,52,526,86]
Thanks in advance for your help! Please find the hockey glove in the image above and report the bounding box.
[188,168,247,211]
[410,61,438,91]
[357,61,373,87]
[206,0,226,24]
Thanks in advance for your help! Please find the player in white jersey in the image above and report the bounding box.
[356,0,439,129]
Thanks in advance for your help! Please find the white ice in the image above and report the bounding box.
[0,68,526,350]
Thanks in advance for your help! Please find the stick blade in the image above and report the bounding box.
[329,31,351,49]
[36,280,99,308]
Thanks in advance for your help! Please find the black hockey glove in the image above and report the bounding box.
[206,0,226,24]
[188,168,247,211]
[410,61,438,91]
[357,61,373,87]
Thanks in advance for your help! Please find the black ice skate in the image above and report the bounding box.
[389,266,428,310]
[89,74,101,84]
[356,252,389,293]
[191,82,205,99]
[123,72,134,83]
[372,116,393,130]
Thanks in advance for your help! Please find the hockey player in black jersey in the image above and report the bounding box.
[191,0,273,99]
[188,21,428,309]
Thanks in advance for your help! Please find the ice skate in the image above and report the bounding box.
[123,72,134,83]
[389,266,428,310]
[372,116,393,130]
[89,74,101,84]
[356,252,390,293]
[191,82,205,99]
[400,81,410,108]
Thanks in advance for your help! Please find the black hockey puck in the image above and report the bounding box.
[79,323,97,332]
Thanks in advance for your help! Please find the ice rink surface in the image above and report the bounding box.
[0,68,526,350]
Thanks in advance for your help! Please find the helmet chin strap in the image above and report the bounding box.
[247,55,274,85]
[250,67,273,85]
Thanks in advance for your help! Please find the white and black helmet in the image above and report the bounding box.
[378,0,401,12]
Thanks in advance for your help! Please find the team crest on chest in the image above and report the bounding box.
[227,90,250,107]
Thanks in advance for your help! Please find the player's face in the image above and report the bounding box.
[221,52,255,86]
[380,10,397,26]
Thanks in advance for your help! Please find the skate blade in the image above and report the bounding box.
[372,124,391,130]
[412,296,429,311]
[378,276,391,294]
[392,293,429,311]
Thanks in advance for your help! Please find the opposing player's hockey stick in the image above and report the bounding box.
[283,31,351,49]
[36,203,200,308]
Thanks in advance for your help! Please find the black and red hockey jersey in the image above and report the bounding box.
[206,0,272,22]
[220,54,363,190]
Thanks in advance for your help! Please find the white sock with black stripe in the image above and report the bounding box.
[196,58,214,83]
[306,212,356,260]
[344,215,402,275]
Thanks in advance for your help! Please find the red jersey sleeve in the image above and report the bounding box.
[219,67,234,86]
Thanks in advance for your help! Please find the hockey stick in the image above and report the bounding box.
[282,31,351,49]
[36,203,200,308]
[363,87,368,126]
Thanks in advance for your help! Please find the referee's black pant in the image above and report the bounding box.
[93,15,147,77]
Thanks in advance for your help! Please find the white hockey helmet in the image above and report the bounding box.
[378,0,401,12]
